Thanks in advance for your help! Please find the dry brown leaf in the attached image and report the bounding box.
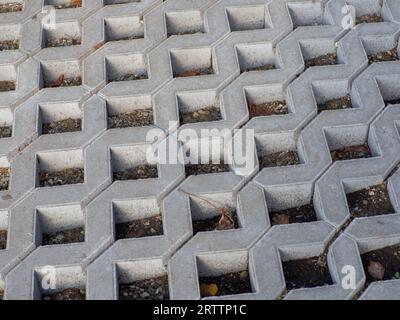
[272,213,290,225]
[50,75,65,88]
[200,283,218,297]
[215,207,235,230]
[368,261,385,280]
[71,0,82,7]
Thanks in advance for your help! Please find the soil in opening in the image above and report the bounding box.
[0,230,7,250]
[111,73,147,82]
[282,254,333,290]
[46,38,81,48]
[45,75,82,88]
[0,290,3,300]
[0,81,16,92]
[386,98,400,106]
[42,118,82,134]
[346,182,395,218]
[304,53,337,69]
[52,0,82,9]
[0,3,23,13]
[114,165,158,181]
[116,214,163,239]
[243,64,275,73]
[42,288,86,300]
[356,14,384,24]
[361,244,400,287]
[270,203,317,226]
[330,144,372,162]
[185,163,230,176]
[199,270,251,297]
[0,39,19,51]
[248,100,288,118]
[39,168,84,187]
[119,275,169,300]
[174,67,213,78]
[42,227,84,245]
[108,109,153,129]
[0,127,12,138]
[192,208,237,234]
[180,106,221,125]
[0,167,10,191]
[318,96,352,113]
[258,150,300,168]
[368,47,398,64]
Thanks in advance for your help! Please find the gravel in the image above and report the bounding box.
[0,167,10,191]
[116,214,163,239]
[174,67,214,78]
[0,3,23,13]
[180,106,221,125]
[42,227,85,245]
[248,100,288,118]
[0,39,19,51]
[305,52,337,69]
[243,63,275,72]
[259,150,300,168]
[46,38,81,48]
[42,118,82,135]
[111,73,147,82]
[114,165,158,181]
[368,47,398,64]
[119,276,169,300]
[0,127,12,139]
[356,14,384,24]
[0,230,7,250]
[108,109,154,129]
[318,96,352,113]
[39,168,84,187]
[0,81,16,92]
[185,163,230,176]
[42,288,86,300]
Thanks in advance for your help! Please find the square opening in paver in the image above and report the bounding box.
[351,0,383,25]
[245,85,288,118]
[282,254,333,290]
[269,202,317,226]
[197,252,252,298]
[317,95,352,113]
[0,1,23,13]
[236,43,277,73]
[106,54,148,82]
[0,65,17,92]
[43,21,81,48]
[361,243,400,286]
[189,193,238,234]
[105,16,144,42]
[111,145,158,181]
[107,95,153,129]
[346,182,395,218]
[0,167,10,191]
[300,40,338,69]
[36,205,84,246]
[41,61,82,88]
[113,198,163,240]
[35,266,86,300]
[0,211,8,250]
[45,0,82,9]
[165,10,205,36]
[287,2,323,27]
[170,47,214,78]
[104,0,140,6]
[39,102,82,135]
[226,5,268,31]
[36,149,84,187]
[0,25,20,51]
[117,260,169,300]
[368,47,398,64]
[178,90,221,125]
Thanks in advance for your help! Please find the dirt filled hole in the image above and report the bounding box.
[199,270,251,297]
[248,100,288,118]
[185,163,230,176]
[270,203,317,226]
[45,75,82,88]
[174,67,213,78]
[46,37,81,48]
[0,127,12,138]
[356,14,383,24]
[119,276,169,300]
[361,244,400,287]
[42,118,82,135]
[52,0,82,9]
[0,81,16,92]
[330,144,372,162]
[192,208,238,234]
[116,214,163,239]
[42,288,86,300]
[368,47,398,64]
[108,109,153,129]
[114,165,158,181]
[282,254,333,290]
[304,53,337,69]
[0,3,23,13]
[317,96,352,113]
[0,40,19,51]
[42,227,84,245]
[258,150,300,168]
[243,64,275,73]
[39,168,84,187]
[0,167,10,191]
[346,182,395,218]
[180,106,221,125]
[0,230,7,250]
[111,73,147,82]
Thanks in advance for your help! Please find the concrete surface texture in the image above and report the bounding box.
[0,0,399,300]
